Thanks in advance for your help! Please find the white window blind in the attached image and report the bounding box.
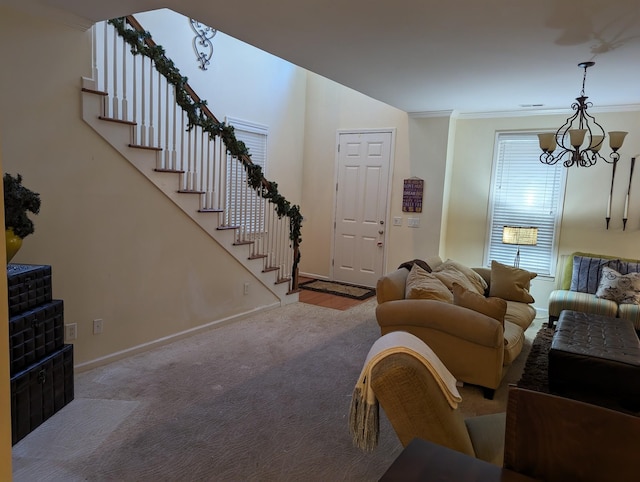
[484,133,566,277]
[226,117,268,233]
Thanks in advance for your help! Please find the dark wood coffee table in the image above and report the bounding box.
[379,438,535,481]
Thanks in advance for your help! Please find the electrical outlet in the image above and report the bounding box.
[93,318,103,335]
[244,282,250,295]
[65,323,77,341]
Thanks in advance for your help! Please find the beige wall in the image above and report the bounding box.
[446,111,640,313]
[136,9,307,204]
[0,6,308,370]
[300,75,452,278]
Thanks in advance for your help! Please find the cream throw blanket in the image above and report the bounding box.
[349,331,462,452]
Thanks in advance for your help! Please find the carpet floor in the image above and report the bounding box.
[11,300,544,481]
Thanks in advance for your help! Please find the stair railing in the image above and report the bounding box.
[90,16,301,291]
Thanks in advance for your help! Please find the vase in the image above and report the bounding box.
[6,228,23,263]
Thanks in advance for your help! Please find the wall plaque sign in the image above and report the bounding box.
[402,178,424,213]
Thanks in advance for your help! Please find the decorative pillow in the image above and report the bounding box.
[432,263,483,295]
[433,259,488,295]
[595,267,640,305]
[452,283,507,327]
[570,256,621,294]
[398,258,432,273]
[617,260,640,275]
[489,260,536,303]
[405,264,453,302]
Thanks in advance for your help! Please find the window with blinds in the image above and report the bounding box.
[484,133,566,277]
[225,117,268,233]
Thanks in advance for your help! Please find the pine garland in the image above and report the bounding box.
[108,18,302,248]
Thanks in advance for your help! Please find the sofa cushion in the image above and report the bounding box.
[503,320,524,366]
[504,301,536,332]
[617,303,640,331]
[405,264,453,302]
[431,263,482,295]
[434,259,488,295]
[570,255,621,294]
[595,266,640,305]
[548,289,618,319]
[452,283,506,327]
[489,261,536,303]
[617,260,640,275]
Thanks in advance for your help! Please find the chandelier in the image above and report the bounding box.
[538,61,627,168]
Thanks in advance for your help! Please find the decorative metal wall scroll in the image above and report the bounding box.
[189,18,217,70]
[606,162,617,229]
[623,157,636,231]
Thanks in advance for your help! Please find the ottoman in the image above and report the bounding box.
[548,310,640,409]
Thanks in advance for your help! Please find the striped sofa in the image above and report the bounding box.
[548,252,640,330]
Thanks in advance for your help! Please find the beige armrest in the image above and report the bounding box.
[376,269,410,303]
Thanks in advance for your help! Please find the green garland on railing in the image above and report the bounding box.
[108,18,302,247]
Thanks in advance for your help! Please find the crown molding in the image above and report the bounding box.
[408,110,456,119]
[454,104,640,120]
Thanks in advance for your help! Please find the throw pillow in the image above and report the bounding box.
[405,264,453,302]
[570,255,621,294]
[617,260,640,275]
[452,283,507,327]
[489,260,536,303]
[595,266,640,305]
[398,258,432,273]
[432,263,483,295]
[433,259,488,295]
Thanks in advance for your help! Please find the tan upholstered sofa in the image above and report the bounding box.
[375,256,536,397]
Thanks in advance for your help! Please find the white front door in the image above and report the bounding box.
[333,131,392,288]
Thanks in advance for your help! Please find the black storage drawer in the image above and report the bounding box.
[7,264,53,316]
[9,299,64,376]
[10,344,74,445]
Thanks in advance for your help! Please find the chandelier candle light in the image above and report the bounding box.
[538,62,627,168]
[502,226,538,268]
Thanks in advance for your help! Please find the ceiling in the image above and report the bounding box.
[7,0,640,115]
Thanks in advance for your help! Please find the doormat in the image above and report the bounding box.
[299,280,376,300]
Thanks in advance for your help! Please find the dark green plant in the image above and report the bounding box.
[4,173,41,239]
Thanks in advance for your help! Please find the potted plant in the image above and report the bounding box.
[4,173,41,262]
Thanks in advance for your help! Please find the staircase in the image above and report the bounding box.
[81,16,301,304]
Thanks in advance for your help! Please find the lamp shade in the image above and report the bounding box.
[502,226,538,246]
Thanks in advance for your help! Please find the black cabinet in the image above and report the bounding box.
[7,264,74,445]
